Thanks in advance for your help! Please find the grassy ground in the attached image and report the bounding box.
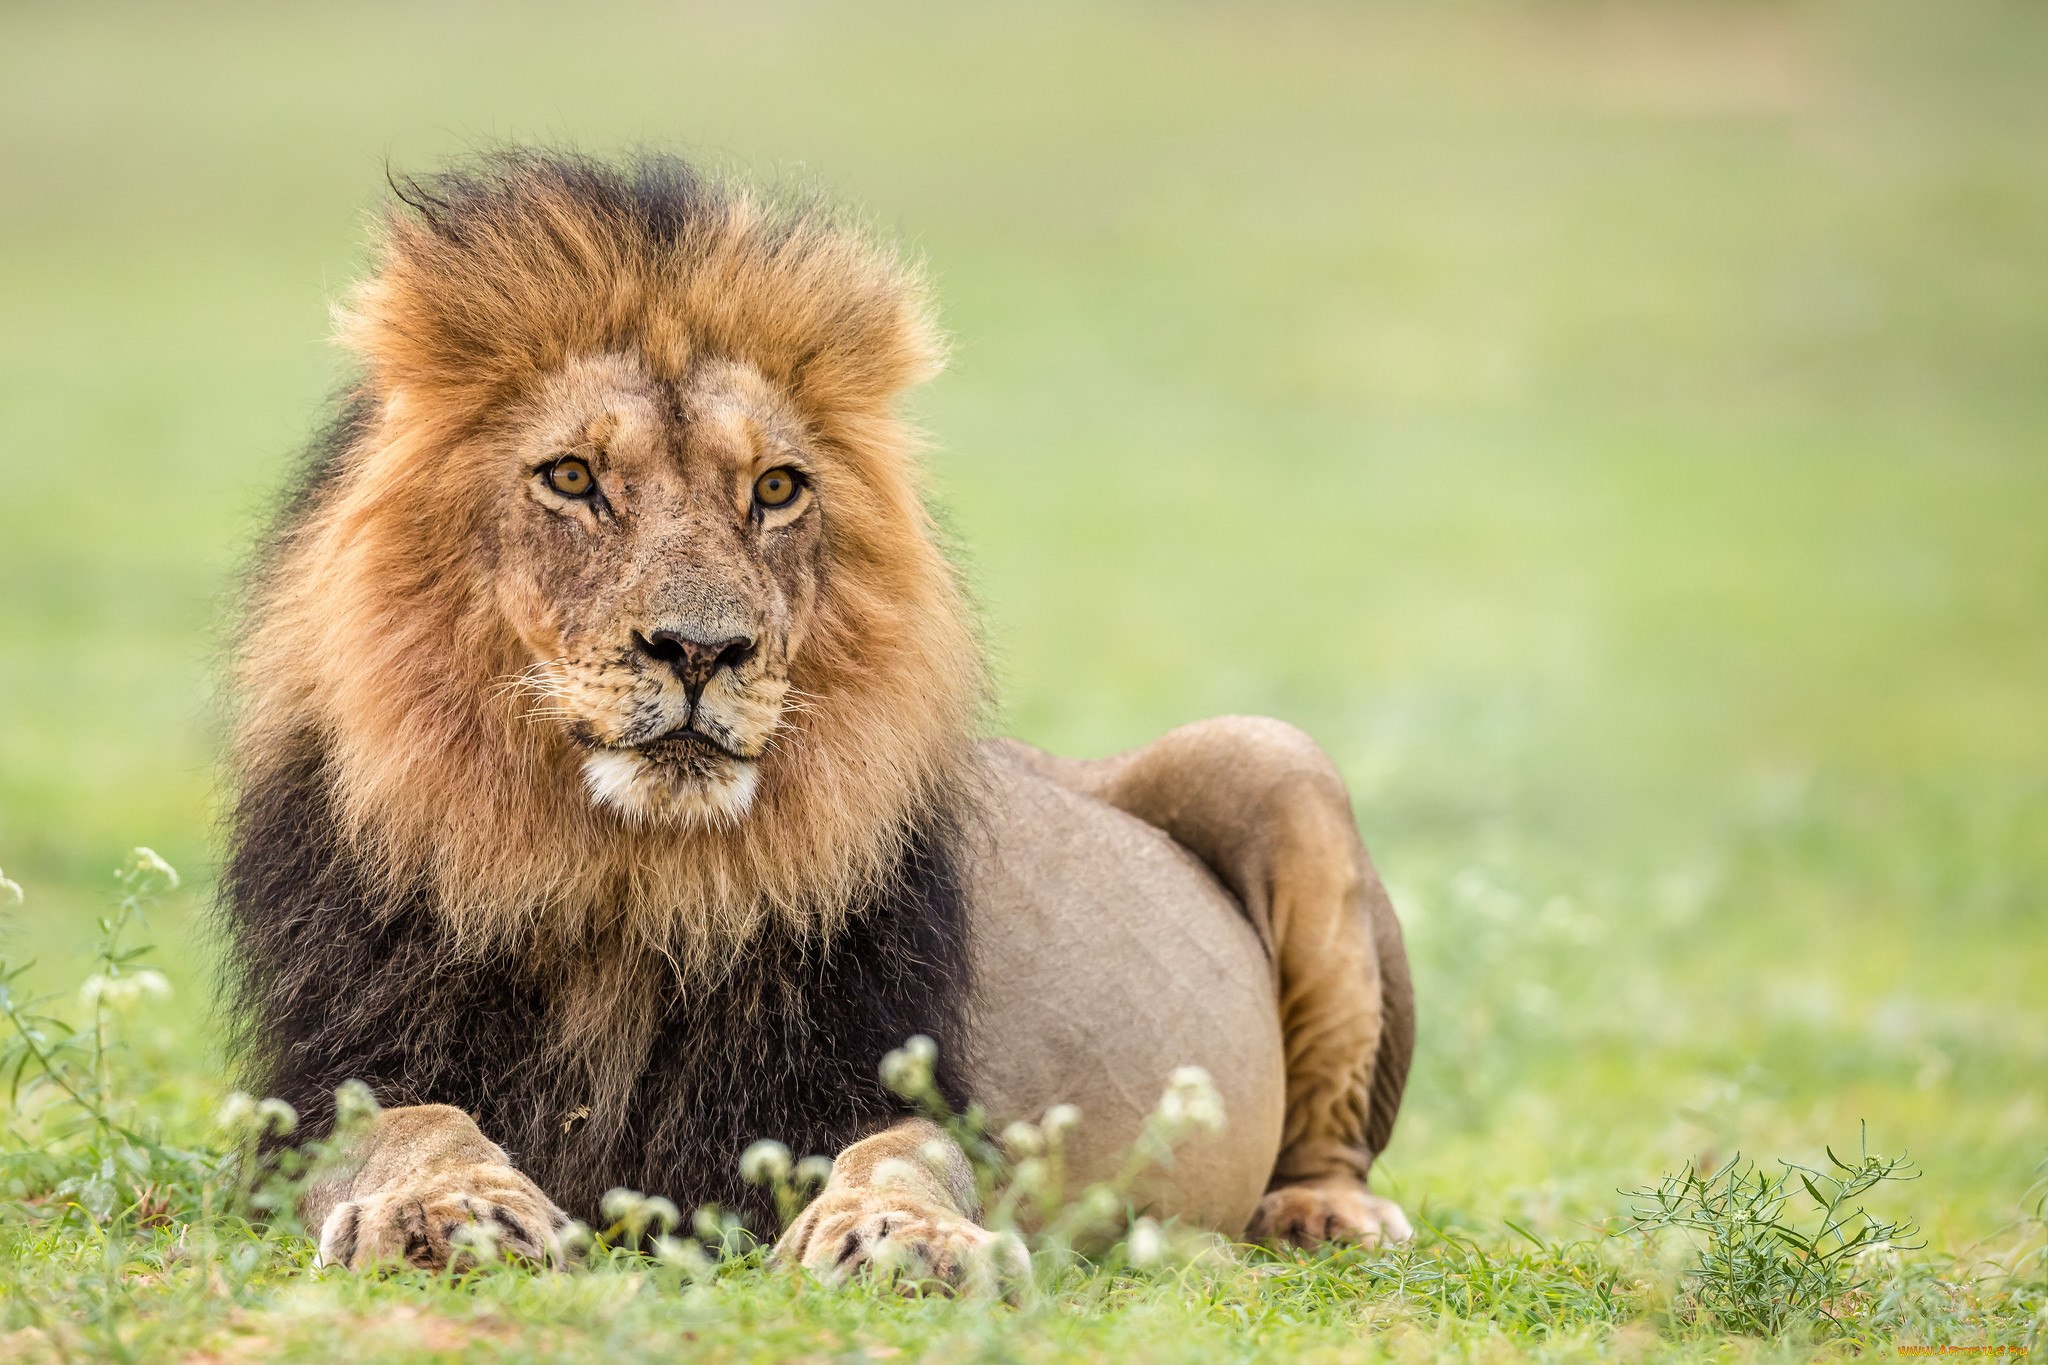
[3,1,2045,1358]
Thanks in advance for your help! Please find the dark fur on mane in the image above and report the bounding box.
[219,736,974,1230]
[388,150,715,253]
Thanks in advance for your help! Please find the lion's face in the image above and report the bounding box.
[493,353,823,826]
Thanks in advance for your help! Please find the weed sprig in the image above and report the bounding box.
[1625,1127,1922,1337]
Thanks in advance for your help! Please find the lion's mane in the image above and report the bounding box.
[221,154,984,1224]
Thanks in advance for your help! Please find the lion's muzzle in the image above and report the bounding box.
[633,627,757,706]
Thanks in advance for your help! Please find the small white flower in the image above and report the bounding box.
[917,1138,958,1176]
[871,1157,923,1194]
[864,1236,918,1279]
[257,1097,298,1136]
[128,847,180,889]
[79,969,173,1013]
[600,1188,647,1225]
[1077,1185,1123,1227]
[333,1079,380,1127]
[641,1196,681,1232]
[216,1091,258,1132]
[1126,1216,1165,1268]
[880,1035,938,1097]
[795,1155,835,1190]
[739,1139,793,1187]
[1001,1121,1046,1157]
[1158,1066,1225,1134]
[451,1219,502,1260]
[0,871,23,905]
[1042,1104,1081,1140]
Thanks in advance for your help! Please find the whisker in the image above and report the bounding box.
[488,657,574,702]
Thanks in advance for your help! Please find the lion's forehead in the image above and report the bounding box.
[520,351,800,476]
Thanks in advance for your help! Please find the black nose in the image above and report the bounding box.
[635,629,757,700]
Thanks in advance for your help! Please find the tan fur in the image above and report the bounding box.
[236,161,981,965]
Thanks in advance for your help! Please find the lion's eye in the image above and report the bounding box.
[546,457,595,498]
[753,467,802,509]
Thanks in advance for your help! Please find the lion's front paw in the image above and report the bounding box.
[774,1189,1027,1292]
[317,1161,569,1272]
[1248,1179,1413,1251]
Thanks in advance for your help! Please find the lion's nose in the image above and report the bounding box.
[634,629,757,701]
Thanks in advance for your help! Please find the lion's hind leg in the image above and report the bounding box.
[1002,716,1415,1249]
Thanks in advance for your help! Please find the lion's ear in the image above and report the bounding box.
[316,1201,362,1269]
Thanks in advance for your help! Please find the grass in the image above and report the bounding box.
[3,0,2046,1358]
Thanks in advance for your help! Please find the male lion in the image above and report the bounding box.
[223,152,1414,1279]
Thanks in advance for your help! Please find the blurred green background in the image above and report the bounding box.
[2,0,2042,1253]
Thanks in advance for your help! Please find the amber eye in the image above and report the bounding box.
[546,457,595,497]
[753,467,802,509]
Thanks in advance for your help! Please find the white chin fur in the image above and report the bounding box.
[580,749,761,827]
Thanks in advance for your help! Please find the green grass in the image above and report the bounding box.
[3,0,2045,1358]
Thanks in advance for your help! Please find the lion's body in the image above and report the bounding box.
[229,728,1373,1237]
[963,742,1288,1232]
[225,153,1413,1274]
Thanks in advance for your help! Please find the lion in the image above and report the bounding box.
[221,151,1414,1280]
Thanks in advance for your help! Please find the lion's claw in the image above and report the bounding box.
[317,1161,568,1272]
[776,1190,1027,1292]
[1248,1179,1412,1250]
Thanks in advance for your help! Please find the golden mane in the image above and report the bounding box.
[233,153,982,967]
